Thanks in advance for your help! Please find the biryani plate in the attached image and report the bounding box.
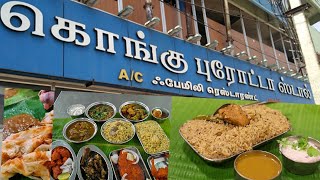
[179,104,291,163]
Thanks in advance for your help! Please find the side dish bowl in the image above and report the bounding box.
[63,118,97,143]
[85,102,116,122]
[279,135,320,175]
[234,150,282,180]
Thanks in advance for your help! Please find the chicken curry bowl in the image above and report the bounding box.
[119,101,149,122]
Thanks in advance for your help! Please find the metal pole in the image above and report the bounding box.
[185,0,193,38]
[201,0,210,44]
[118,0,123,12]
[144,0,153,21]
[256,21,266,61]
[223,0,232,45]
[160,0,167,33]
[240,11,250,57]
[289,41,299,72]
[280,33,290,70]
[175,0,183,38]
[269,27,280,68]
[190,0,200,44]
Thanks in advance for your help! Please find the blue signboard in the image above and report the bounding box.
[0,0,314,104]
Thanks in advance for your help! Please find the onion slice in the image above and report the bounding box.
[121,173,128,180]
[111,154,119,164]
[122,149,139,164]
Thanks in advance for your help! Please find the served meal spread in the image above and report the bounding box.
[180,104,290,160]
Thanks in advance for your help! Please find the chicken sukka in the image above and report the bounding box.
[121,104,148,121]
[214,104,250,126]
[46,147,72,179]
[118,150,145,180]
[80,148,108,180]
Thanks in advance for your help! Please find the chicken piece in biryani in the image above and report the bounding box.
[214,104,250,126]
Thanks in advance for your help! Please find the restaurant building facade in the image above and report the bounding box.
[0,0,317,104]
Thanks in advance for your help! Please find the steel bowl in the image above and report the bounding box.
[50,140,78,180]
[63,118,97,143]
[279,135,320,175]
[151,107,170,122]
[100,118,135,144]
[67,104,85,117]
[119,101,150,122]
[85,101,117,122]
[77,145,113,180]
[234,150,282,180]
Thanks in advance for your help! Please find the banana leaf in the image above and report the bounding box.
[4,89,39,107]
[168,97,320,180]
[4,96,46,120]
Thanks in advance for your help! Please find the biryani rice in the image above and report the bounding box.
[135,120,170,154]
[102,120,134,143]
[180,105,290,159]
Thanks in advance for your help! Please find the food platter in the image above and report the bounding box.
[179,127,291,163]
[179,104,292,163]
[109,146,152,180]
[77,145,113,180]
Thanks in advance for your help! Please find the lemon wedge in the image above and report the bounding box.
[57,173,70,180]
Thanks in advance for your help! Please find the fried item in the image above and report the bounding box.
[80,148,108,180]
[150,158,168,180]
[3,114,41,139]
[180,105,290,159]
[1,151,51,180]
[4,88,18,99]
[118,150,144,180]
[1,125,52,164]
[1,111,53,180]
[214,104,250,126]
[46,147,72,179]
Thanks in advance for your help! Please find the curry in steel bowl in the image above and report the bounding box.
[234,150,282,180]
[101,119,135,144]
[85,102,116,121]
[63,118,97,143]
[119,101,149,122]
